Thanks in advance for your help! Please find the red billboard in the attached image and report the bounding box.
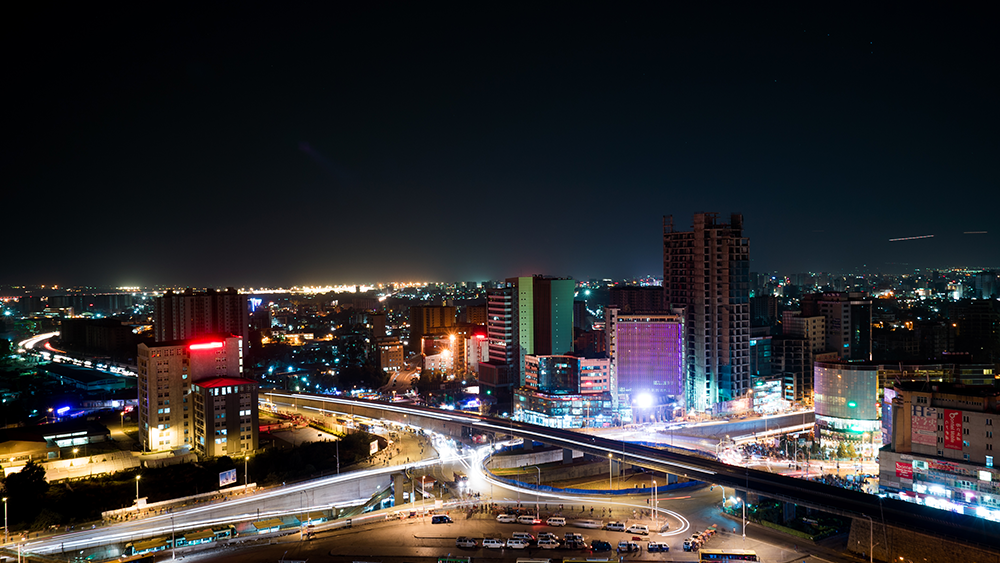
[943,409,963,450]
[895,462,913,480]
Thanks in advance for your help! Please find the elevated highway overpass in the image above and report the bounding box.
[265,391,1000,552]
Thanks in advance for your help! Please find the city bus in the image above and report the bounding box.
[699,548,759,562]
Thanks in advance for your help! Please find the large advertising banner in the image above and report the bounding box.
[911,405,938,446]
[944,409,963,450]
[895,462,913,480]
[219,468,237,487]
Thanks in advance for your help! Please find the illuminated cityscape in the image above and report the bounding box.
[2,3,998,562]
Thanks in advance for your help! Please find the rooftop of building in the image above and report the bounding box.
[141,333,240,348]
[894,380,1000,397]
[193,376,258,388]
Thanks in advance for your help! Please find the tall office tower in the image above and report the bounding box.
[801,292,872,361]
[478,276,575,405]
[137,335,244,452]
[478,287,516,403]
[663,213,750,412]
[408,305,457,352]
[510,276,576,384]
[605,307,685,420]
[154,288,250,346]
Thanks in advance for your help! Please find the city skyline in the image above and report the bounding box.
[4,4,996,287]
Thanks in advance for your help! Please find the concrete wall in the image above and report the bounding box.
[847,516,999,563]
[488,448,584,469]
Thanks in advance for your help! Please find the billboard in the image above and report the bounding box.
[943,409,963,450]
[219,468,237,487]
[910,405,938,446]
[895,461,913,480]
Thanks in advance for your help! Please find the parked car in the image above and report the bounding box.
[564,539,587,549]
[626,524,649,535]
[506,538,529,549]
[605,521,626,532]
[538,532,559,542]
[483,538,504,549]
[431,515,452,524]
[647,542,669,552]
[496,514,517,523]
[591,540,612,552]
[617,541,640,553]
[455,537,477,548]
[538,539,560,549]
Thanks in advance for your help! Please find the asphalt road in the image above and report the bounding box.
[173,485,854,563]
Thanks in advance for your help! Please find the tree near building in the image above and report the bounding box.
[1,460,50,526]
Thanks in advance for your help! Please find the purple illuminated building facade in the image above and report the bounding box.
[605,307,685,422]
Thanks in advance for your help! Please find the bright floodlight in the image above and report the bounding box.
[635,393,653,409]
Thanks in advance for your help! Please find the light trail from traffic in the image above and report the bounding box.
[462,445,693,538]
[267,392,715,477]
[23,454,461,555]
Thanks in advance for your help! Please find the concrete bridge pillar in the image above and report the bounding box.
[563,448,574,464]
[782,501,796,524]
[393,472,406,507]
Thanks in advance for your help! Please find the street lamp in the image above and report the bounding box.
[135,475,141,505]
[72,448,78,466]
[651,480,657,530]
[421,475,426,520]
[527,466,541,518]
[3,496,8,546]
[244,455,250,487]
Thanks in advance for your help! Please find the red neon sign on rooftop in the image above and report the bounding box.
[189,341,224,350]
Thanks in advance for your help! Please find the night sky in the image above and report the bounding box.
[4,4,997,288]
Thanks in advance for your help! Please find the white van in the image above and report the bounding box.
[537,539,559,549]
[626,524,649,535]
[497,514,517,523]
[506,538,529,549]
[546,516,566,527]
[483,538,505,549]
[605,521,626,532]
[456,537,477,548]
[512,532,535,542]
[518,515,541,525]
